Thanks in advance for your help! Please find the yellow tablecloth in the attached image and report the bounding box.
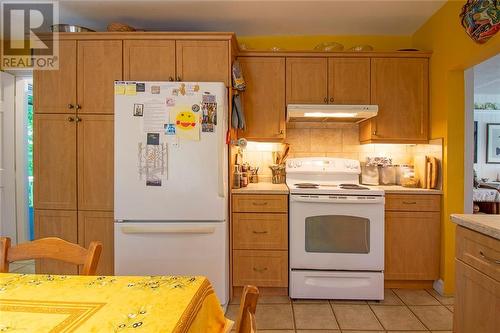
[0,273,233,333]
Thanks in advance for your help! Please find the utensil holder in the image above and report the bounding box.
[270,164,286,184]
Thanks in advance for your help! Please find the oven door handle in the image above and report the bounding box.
[291,195,385,204]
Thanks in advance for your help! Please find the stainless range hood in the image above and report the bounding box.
[287,104,378,123]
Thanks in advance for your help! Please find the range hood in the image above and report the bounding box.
[287,104,378,123]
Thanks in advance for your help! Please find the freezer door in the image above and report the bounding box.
[114,82,228,221]
[114,221,228,305]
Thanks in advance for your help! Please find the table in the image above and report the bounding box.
[0,273,233,332]
[473,187,500,214]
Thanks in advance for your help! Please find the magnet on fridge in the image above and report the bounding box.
[146,133,160,145]
[164,124,176,135]
[151,85,161,94]
[166,97,175,107]
[125,82,137,96]
[114,81,126,95]
[136,82,146,92]
[133,103,144,117]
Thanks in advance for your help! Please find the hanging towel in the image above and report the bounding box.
[232,93,246,130]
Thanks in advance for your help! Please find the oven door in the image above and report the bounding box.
[290,194,384,271]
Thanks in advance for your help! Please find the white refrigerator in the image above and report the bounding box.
[114,81,228,305]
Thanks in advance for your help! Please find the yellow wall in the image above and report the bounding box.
[237,35,412,51]
[412,0,500,294]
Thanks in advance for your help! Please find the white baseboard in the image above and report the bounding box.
[433,279,445,296]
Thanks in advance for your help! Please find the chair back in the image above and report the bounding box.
[0,237,102,275]
[235,285,259,333]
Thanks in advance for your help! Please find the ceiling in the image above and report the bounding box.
[57,0,446,36]
[475,54,500,95]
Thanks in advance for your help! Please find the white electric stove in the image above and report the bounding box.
[286,157,385,300]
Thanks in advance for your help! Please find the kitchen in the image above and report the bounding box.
[0,1,499,332]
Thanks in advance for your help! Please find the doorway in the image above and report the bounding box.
[465,54,500,214]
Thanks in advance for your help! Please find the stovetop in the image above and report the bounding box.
[286,157,385,196]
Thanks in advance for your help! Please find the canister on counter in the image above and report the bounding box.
[379,165,396,185]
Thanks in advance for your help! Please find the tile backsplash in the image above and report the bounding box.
[240,122,442,186]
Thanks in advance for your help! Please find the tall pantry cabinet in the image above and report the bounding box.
[34,39,121,275]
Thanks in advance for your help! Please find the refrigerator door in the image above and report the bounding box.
[114,221,228,305]
[114,82,228,221]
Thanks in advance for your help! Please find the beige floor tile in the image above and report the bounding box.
[225,304,239,322]
[258,295,291,304]
[297,330,340,333]
[332,304,383,331]
[370,305,427,331]
[294,303,338,330]
[330,299,368,305]
[446,305,454,313]
[256,304,294,330]
[426,289,454,305]
[410,305,453,331]
[393,289,440,306]
[293,298,330,303]
[368,289,404,305]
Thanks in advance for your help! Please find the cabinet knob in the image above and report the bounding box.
[329,97,334,103]
[323,97,328,104]
[168,76,174,82]
[177,76,182,81]
[68,104,74,109]
[75,116,82,123]
[279,129,284,135]
[75,104,81,110]
[372,130,377,136]
[67,116,75,122]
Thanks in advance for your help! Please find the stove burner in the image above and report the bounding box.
[339,184,370,190]
[294,183,320,189]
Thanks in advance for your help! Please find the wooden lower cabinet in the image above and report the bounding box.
[231,194,288,293]
[35,210,78,275]
[233,250,288,287]
[454,226,500,333]
[384,194,441,284]
[78,211,114,275]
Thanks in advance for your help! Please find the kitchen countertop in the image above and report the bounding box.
[451,214,500,240]
[231,182,289,194]
[377,185,443,194]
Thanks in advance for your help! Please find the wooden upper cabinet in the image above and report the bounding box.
[34,114,77,210]
[328,58,370,104]
[77,40,123,114]
[176,40,229,85]
[34,40,77,114]
[35,210,78,275]
[360,58,429,143]
[77,115,114,211]
[78,211,114,275]
[239,57,286,140]
[286,58,328,104]
[123,40,176,81]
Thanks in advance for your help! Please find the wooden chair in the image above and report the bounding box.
[0,237,102,275]
[234,285,259,333]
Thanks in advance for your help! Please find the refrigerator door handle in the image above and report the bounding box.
[120,226,216,235]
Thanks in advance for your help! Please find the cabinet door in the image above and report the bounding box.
[78,211,114,275]
[34,40,77,114]
[34,114,77,210]
[328,58,370,104]
[77,115,114,211]
[286,58,328,104]
[369,58,429,142]
[454,260,500,333]
[123,40,176,81]
[239,57,286,140]
[77,41,123,114]
[176,40,229,85]
[385,211,440,280]
[35,210,78,274]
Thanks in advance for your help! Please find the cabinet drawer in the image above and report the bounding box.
[456,226,500,282]
[233,194,287,213]
[233,250,288,287]
[233,213,287,250]
[385,194,440,212]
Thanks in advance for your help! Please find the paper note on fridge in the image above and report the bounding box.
[143,99,168,132]
[171,107,200,141]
